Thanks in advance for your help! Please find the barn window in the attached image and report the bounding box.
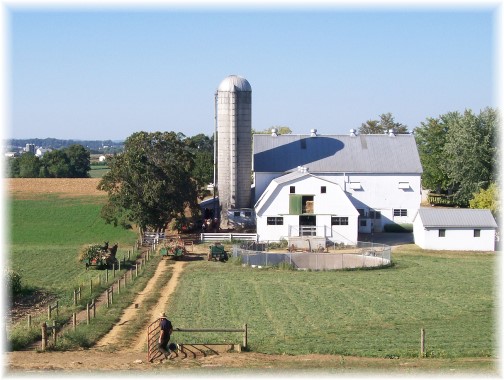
[290,186,296,194]
[289,194,314,215]
[474,229,481,237]
[321,186,326,193]
[267,217,283,225]
[360,220,367,227]
[332,216,348,225]
[244,211,251,217]
[439,229,446,237]
[394,209,407,217]
[234,211,240,217]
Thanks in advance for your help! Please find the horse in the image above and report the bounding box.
[109,243,118,257]
[100,241,109,252]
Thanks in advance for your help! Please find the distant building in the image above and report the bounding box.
[35,148,52,157]
[25,144,35,154]
[98,155,107,162]
[413,208,497,251]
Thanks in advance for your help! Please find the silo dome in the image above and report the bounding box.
[218,75,252,92]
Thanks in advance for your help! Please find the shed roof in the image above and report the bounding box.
[416,208,498,228]
[253,134,422,174]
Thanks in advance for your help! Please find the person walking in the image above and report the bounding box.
[158,312,173,359]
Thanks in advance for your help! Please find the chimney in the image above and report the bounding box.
[310,128,317,137]
[349,129,357,137]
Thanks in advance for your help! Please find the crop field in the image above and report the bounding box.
[168,251,496,358]
[7,179,137,301]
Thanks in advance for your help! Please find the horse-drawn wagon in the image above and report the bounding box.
[208,243,228,262]
[81,241,119,269]
[159,238,186,260]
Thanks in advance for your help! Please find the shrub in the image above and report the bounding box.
[383,223,413,233]
[6,269,22,296]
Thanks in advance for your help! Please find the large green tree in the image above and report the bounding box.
[359,113,409,134]
[98,131,198,230]
[66,144,91,178]
[184,133,214,199]
[413,114,453,193]
[414,107,499,207]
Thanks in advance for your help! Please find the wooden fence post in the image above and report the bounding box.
[90,278,93,294]
[135,263,138,277]
[420,328,426,358]
[52,320,57,346]
[41,322,47,351]
[92,298,96,318]
[73,313,77,331]
[27,315,31,328]
[106,269,109,283]
[86,303,90,325]
[117,278,121,294]
[47,304,51,320]
[73,289,77,306]
[242,324,248,349]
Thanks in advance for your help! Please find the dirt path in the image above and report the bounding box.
[131,260,186,351]
[95,259,186,350]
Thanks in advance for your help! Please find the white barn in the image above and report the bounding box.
[253,130,423,243]
[413,208,498,251]
[255,170,359,244]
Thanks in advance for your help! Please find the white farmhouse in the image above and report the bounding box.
[253,130,423,243]
[413,208,497,251]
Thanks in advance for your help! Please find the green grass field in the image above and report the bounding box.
[9,195,137,299]
[8,192,498,360]
[168,251,496,359]
[89,165,109,178]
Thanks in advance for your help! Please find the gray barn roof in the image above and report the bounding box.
[416,208,498,228]
[253,134,423,174]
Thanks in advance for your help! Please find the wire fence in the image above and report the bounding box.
[233,241,392,270]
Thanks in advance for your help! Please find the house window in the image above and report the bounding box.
[394,209,408,217]
[439,229,446,237]
[474,229,481,237]
[234,211,240,217]
[321,186,326,194]
[267,217,284,225]
[360,219,367,227]
[369,210,381,219]
[332,216,348,225]
[398,182,410,189]
[349,182,362,190]
[290,186,295,194]
[244,211,251,217]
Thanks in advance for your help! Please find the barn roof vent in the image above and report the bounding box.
[271,128,278,137]
[310,128,318,137]
[350,129,357,137]
[388,129,396,137]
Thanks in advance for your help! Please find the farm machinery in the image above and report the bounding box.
[81,241,119,269]
[208,243,228,262]
[159,238,186,260]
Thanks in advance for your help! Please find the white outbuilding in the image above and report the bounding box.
[413,208,497,251]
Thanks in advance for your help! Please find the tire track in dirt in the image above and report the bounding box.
[95,259,184,349]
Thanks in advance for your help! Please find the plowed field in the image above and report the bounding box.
[5,178,105,198]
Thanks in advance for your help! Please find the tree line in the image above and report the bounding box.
[8,144,91,178]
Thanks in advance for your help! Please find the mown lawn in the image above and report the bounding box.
[168,250,496,359]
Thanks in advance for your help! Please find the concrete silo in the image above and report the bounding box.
[215,75,252,229]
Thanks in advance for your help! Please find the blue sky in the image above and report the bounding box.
[6,4,499,140]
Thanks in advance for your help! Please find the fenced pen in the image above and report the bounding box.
[233,241,392,270]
